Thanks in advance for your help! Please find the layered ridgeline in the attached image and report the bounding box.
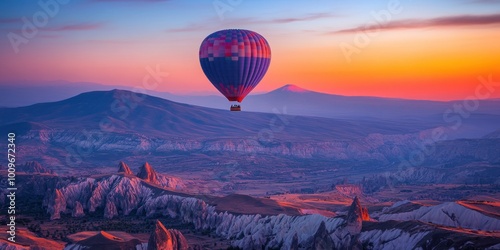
[34,169,499,249]
[0,90,497,188]
[3,83,500,121]
[1,90,498,201]
[0,89,499,173]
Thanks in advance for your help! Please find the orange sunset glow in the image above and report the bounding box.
[1,0,499,100]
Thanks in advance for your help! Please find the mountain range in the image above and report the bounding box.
[2,81,499,119]
[0,89,498,189]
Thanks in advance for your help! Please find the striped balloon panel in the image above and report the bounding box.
[200,57,271,102]
[199,29,271,102]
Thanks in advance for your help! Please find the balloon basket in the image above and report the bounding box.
[230,104,241,111]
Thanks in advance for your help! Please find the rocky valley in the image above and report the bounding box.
[0,90,499,249]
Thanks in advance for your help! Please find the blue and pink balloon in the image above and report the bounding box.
[199,29,271,109]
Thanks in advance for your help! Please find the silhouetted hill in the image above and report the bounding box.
[0,89,430,139]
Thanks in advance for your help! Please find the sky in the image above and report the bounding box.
[0,0,499,100]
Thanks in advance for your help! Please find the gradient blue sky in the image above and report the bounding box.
[1,0,500,100]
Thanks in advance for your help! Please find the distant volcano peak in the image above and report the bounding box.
[274,84,310,93]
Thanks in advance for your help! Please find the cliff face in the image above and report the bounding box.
[46,189,66,220]
[312,221,334,250]
[72,201,85,217]
[16,131,424,161]
[335,184,363,199]
[147,220,189,250]
[13,128,500,178]
[136,162,185,190]
[137,162,159,184]
[345,196,370,235]
[44,175,153,219]
[117,161,133,175]
[290,233,299,250]
[330,196,369,249]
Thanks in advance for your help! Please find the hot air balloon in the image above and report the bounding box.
[199,29,271,111]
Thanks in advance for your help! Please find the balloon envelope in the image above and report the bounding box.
[199,29,271,102]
